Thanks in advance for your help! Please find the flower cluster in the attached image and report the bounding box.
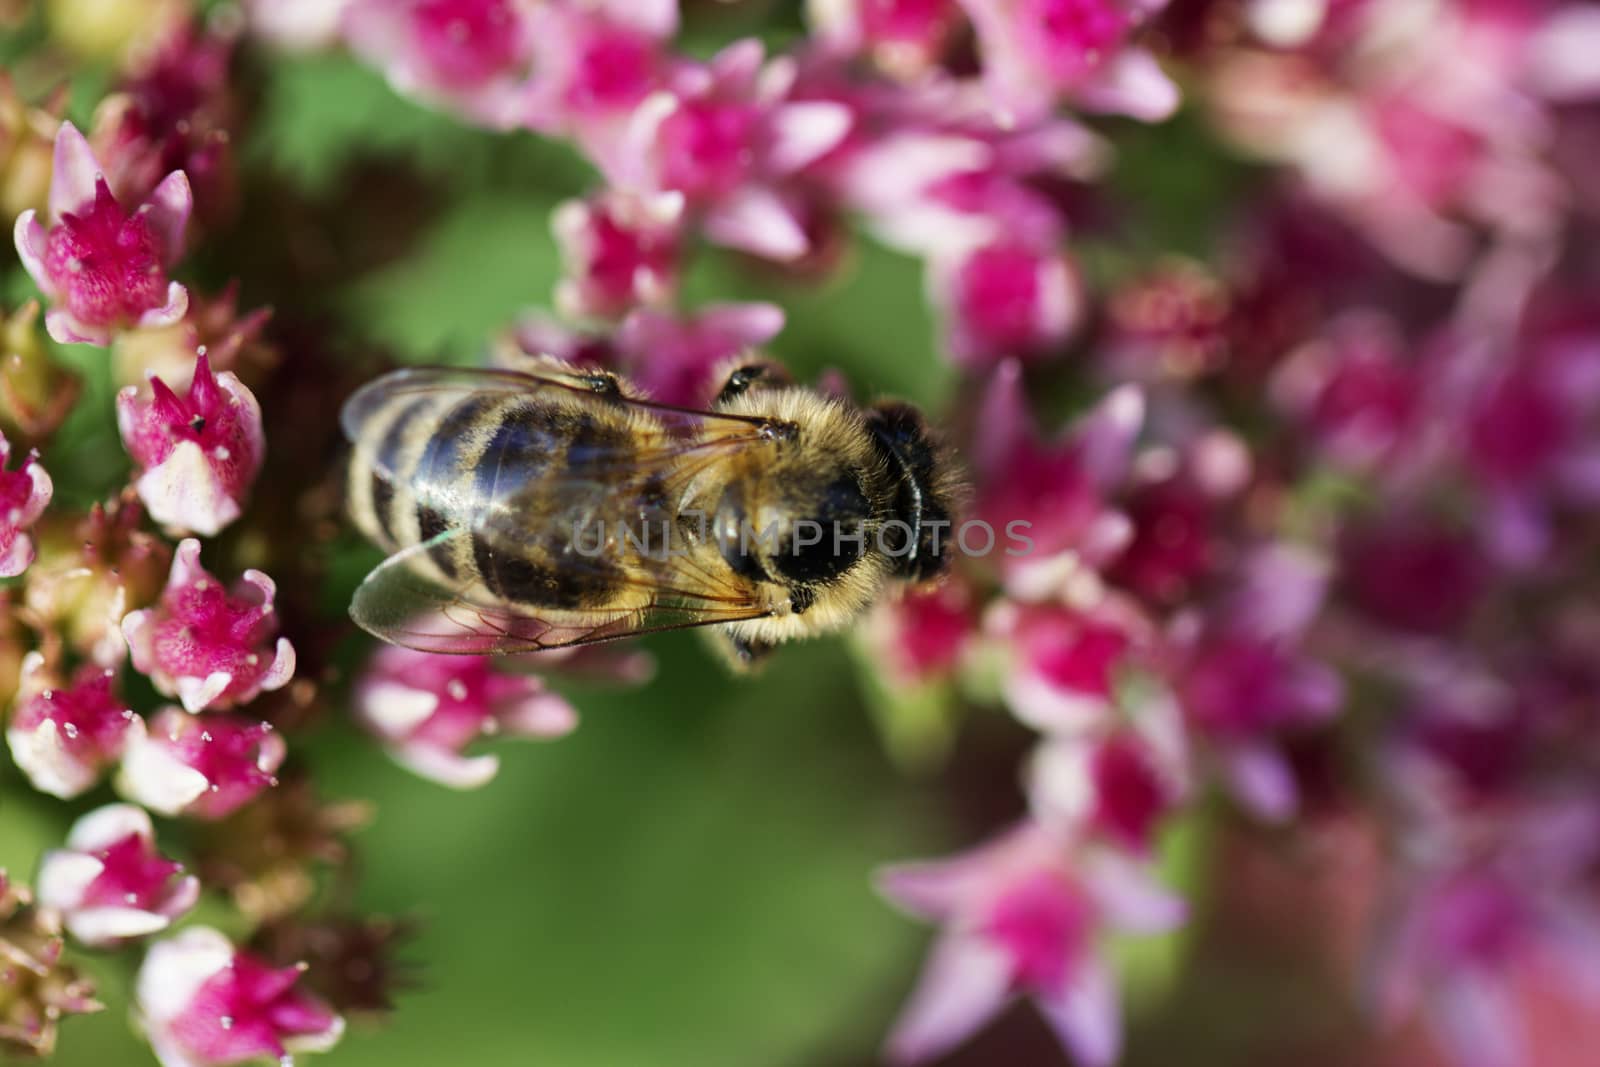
[4,1,1600,1066]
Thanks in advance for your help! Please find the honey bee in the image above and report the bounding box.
[341,356,962,667]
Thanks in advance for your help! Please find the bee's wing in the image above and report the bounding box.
[350,528,777,655]
[344,365,784,655]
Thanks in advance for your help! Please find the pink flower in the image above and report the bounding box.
[118,708,285,819]
[1272,313,1421,473]
[1166,544,1342,820]
[988,598,1149,733]
[353,645,578,789]
[342,0,537,128]
[930,239,1082,368]
[615,39,852,261]
[121,539,295,713]
[551,189,684,320]
[1029,725,1186,852]
[116,353,265,537]
[36,803,199,946]
[1373,799,1600,1067]
[878,822,1184,1065]
[523,0,678,165]
[957,0,1179,125]
[5,652,138,799]
[0,429,52,577]
[13,121,190,346]
[616,301,786,407]
[971,362,1143,598]
[808,0,966,77]
[863,579,978,685]
[137,926,344,1067]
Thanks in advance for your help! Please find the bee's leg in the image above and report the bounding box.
[705,628,778,672]
[713,358,794,405]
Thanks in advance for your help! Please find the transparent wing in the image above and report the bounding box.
[351,529,776,655]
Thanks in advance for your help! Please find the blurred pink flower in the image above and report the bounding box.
[971,362,1143,597]
[0,430,52,577]
[354,645,578,789]
[121,539,295,713]
[1029,717,1187,852]
[118,708,285,819]
[342,0,537,128]
[117,354,265,538]
[957,0,1179,124]
[808,0,966,77]
[1165,544,1342,820]
[616,301,786,407]
[137,926,344,1067]
[879,822,1184,1065]
[37,803,199,946]
[91,19,239,224]
[1374,799,1600,1067]
[5,653,138,800]
[13,122,191,346]
[552,189,684,320]
[863,579,978,685]
[988,598,1148,733]
[614,39,852,261]
[930,239,1082,369]
[524,0,678,165]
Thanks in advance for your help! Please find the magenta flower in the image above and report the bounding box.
[1165,545,1342,820]
[1373,799,1600,1067]
[5,653,139,800]
[354,645,578,789]
[971,362,1143,598]
[137,926,344,1067]
[36,804,199,946]
[342,0,537,128]
[616,302,786,408]
[524,0,678,167]
[809,0,966,77]
[615,39,852,260]
[121,539,295,713]
[879,822,1184,1065]
[13,121,191,346]
[929,239,1082,369]
[117,708,285,820]
[0,429,52,577]
[862,579,977,686]
[988,598,1148,733]
[957,0,1179,125]
[116,354,265,537]
[1271,311,1424,475]
[1029,726,1186,853]
[551,189,684,320]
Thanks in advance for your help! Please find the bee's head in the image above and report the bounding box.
[714,464,872,592]
[864,400,960,584]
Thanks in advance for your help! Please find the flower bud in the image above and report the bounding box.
[121,539,294,712]
[117,354,265,537]
[136,926,344,1067]
[118,708,286,820]
[36,803,199,946]
[5,652,137,799]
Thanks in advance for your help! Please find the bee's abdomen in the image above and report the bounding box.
[347,388,643,611]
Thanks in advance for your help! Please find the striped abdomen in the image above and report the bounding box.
[347,388,663,613]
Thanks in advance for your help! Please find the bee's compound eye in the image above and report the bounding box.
[771,472,870,585]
